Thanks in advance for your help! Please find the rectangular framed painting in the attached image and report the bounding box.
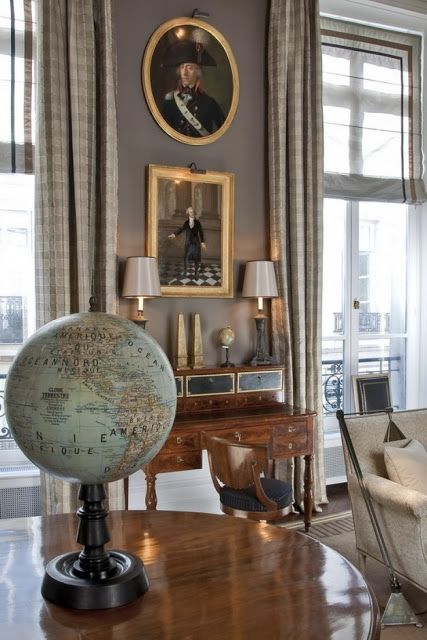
[352,373,392,414]
[147,164,234,297]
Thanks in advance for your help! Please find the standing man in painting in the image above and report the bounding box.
[161,34,225,137]
[168,206,206,280]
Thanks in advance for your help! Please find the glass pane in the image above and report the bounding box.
[358,202,407,334]
[358,337,406,410]
[0,173,35,459]
[322,199,346,336]
[322,340,344,416]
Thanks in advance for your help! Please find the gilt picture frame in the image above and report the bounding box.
[147,164,234,298]
[142,17,239,145]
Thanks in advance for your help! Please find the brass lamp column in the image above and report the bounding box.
[122,257,161,329]
[242,260,278,366]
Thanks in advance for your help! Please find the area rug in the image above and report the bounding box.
[288,513,427,638]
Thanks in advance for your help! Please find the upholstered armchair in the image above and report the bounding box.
[339,409,427,594]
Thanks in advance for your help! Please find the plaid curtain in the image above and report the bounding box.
[0,0,35,173]
[35,0,122,514]
[268,0,327,507]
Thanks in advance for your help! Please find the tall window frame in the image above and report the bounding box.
[0,1,36,469]
[320,0,427,430]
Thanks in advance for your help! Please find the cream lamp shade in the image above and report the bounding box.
[242,260,278,315]
[122,256,161,327]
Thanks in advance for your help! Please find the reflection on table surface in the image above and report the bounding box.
[0,510,380,640]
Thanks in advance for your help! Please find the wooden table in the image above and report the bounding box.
[0,510,380,639]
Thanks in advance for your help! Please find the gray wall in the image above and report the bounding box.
[116,0,270,366]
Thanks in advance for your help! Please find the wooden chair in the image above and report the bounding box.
[203,432,293,522]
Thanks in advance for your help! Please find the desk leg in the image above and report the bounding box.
[145,471,158,510]
[303,454,313,532]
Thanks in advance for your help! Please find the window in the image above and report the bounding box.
[320,13,425,430]
[0,1,36,468]
[322,198,408,423]
[322,16,425,203]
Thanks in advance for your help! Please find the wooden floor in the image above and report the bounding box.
[280,482,350,525]
[319,482,351,514]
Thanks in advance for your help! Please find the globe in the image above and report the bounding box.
[4,312,177,485]
[218,325,235,348]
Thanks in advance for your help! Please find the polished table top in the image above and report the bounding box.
[0,510,380,640]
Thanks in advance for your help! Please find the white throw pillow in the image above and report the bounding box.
[384,439,427,494]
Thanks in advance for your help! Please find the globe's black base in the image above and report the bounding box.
[41,550,149,610]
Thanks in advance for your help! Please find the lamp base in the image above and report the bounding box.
[249,315,276,367]
[250,353,275,367]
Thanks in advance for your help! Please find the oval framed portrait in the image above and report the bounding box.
[142,17,239,145]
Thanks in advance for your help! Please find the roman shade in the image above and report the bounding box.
[0,0,35,173]
[321,17,426,203]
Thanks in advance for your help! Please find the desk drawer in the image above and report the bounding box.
[237,370,283,393]
[235,391,281,408]
[185,395,236,412]
[208,426,271,445]
[162,433,199,453]
[186,373,235,396]
[148,451,202,473]
[273,421,309,456]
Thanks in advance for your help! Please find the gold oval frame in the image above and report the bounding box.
[142,17,239,145]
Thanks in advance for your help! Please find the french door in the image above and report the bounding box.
[322,198,408,428]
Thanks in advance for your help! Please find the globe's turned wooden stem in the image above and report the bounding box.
[73,484,117,579]
[41,482,149,609]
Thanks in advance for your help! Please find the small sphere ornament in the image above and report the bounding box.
[218,325,235,368]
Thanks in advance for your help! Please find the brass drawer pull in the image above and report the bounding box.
[176,436,183,445]
[234,431,241,441]
[288,443,293,450]
[288,426,296,433]
[176,456,184,464]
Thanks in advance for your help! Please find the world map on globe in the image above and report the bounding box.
[218,326,235,348]
[5,313,177,484]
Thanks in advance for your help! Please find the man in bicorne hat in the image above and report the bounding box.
[161,39,225,137]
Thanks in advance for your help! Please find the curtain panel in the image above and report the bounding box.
[0,0,35,173]
[35,0,123,514]
[322,17,426,203]
[268,0,327,507]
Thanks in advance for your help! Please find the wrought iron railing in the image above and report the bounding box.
[322,355,401,415]
[333,312,391,334]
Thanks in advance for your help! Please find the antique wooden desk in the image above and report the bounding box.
[142,365,316,530]
[0,510,380,639]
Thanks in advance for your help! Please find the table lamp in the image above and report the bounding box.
[242,260,278,366]
[122,256,161,329]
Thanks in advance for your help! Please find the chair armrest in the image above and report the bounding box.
[364,473,427,519]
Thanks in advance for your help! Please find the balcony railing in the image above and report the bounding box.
[333,312,390,334]
[322,355,401,415]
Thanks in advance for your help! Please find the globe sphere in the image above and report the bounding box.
[5,312,177,484]
[218,326,235,348]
